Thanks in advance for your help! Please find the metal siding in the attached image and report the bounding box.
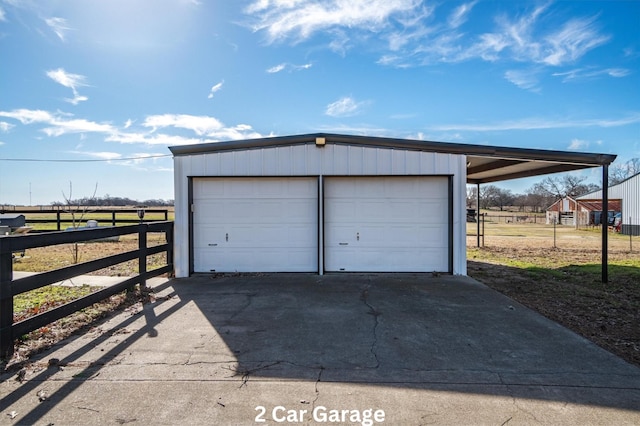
[173,157,189,277]
[278,146,292,174]
[172,144,467,276]
[305,144,321,174]
[419,153,437,173]
[248,149,263,174]
[363,148,378,174]
[376,149,392,175]
[579,173,639,234]
[292,146,307,175]
[233,150,249,175]
[348,146,365,175]
[621,174,639,233]
[333,144,350,173]
[453,155,467,275]
[190,154,206,175]
[406,151,420,173]
[263,148,278,175]
[392,150,405,174]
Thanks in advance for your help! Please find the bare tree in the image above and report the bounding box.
[466,186,478,208]
[610,158,640,185]
[61,181,99,263]
[523,187,555,213]
[531,175,599,199]
[478,185,515,211]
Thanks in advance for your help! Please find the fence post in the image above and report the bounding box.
[138,224,147,290]
[0,238,15,359]
[112,211,117,227]
[166,224,174,270]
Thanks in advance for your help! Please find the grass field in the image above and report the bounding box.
[18,209,174,231]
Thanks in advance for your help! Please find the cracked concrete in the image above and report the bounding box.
[1,273,639,425]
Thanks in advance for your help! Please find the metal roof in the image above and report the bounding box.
[169,133,617,184]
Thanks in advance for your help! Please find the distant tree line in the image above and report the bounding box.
[51,195,173,207]
[467,157,638,212]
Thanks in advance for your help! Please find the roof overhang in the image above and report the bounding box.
[169,133,617,184]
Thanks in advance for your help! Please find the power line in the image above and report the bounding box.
[0,154,173,163]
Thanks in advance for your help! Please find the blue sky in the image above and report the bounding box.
[0,0,638,205]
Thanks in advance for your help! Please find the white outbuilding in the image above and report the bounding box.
[169,133,616,278]
[578,172,640,236]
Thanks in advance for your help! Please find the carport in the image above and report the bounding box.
[169,133,616,281]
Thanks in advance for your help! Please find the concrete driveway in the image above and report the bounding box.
[1,273,639,425]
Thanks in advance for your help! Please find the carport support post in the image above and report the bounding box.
[602,165,609,284]
[476,183,481,248]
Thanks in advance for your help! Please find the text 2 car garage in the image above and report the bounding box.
[170,133,615,278]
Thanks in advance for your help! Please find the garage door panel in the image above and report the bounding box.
[324,176,449,272]
[193,177,317,273]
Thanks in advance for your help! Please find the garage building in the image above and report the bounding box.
[170,133,615,278]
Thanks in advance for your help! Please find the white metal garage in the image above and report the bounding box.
[324,176,449,272]
[170,133,615,279]
[192,177,318,272]
[171,136,466,277]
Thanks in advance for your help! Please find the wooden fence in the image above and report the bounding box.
[0,221,174,359]
[0,208,170,231]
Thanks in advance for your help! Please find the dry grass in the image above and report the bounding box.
[12,233,170,275]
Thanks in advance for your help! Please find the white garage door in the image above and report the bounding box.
[324,176,450,272]
[193,177,318,273]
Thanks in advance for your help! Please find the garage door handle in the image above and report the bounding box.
[339,242,348,245]
[226,233,229,242]
[208,243,217,246]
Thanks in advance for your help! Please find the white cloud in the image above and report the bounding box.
[71,151,123,160]
[0,121,14,132]
[428,113,640,132]
[0,7,6,22]
[247,1,610,73]
[245,0,419,43]
[448,1,477,29]
[552,67,631,82]
[568,138,588,150]
[504,69,540,92]
[143,114,224,136]
[0,108,263,147]
[46,68,89,105]
[140,114,263,141]
[207,80,224,99]
[45,17,72,41]
[542,17,609,66]
[266,62,312,73]
[42,118,115,137]
[0,109,55,124]
[0,108,114,136]
[267,63,286,73]
[106,132,204,146]
[325,96,367,117]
